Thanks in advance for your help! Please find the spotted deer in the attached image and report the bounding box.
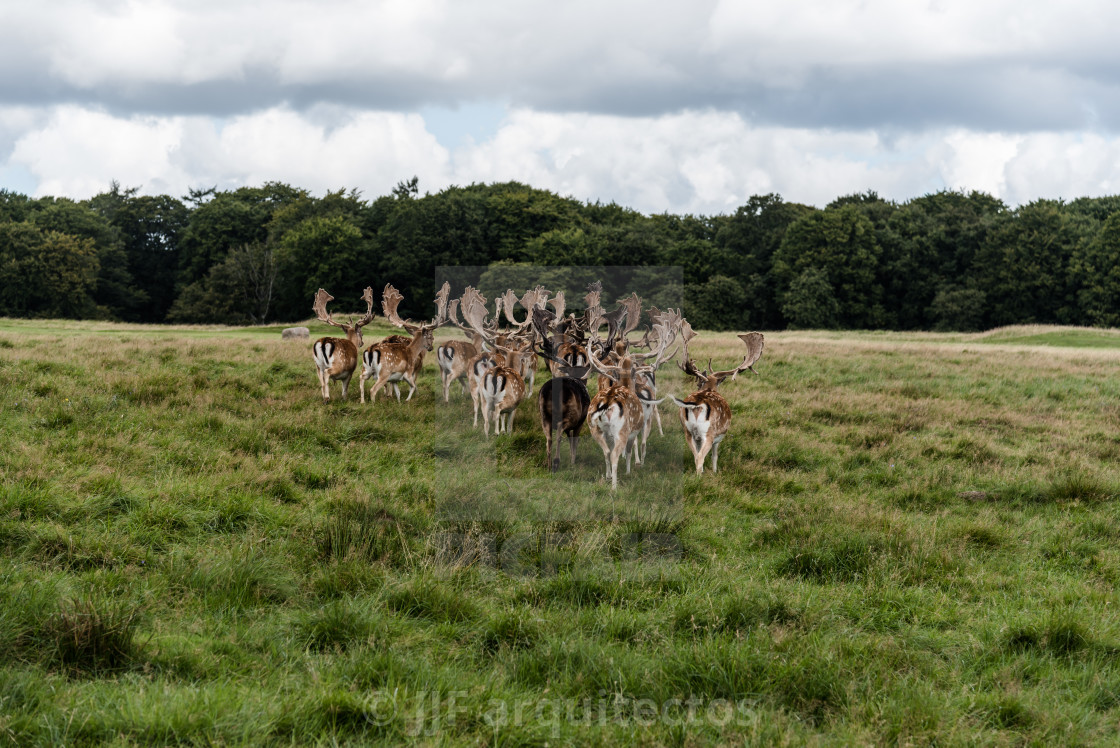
[479,340,532,436]
[584,321,676,490]
[436,298,485,402]
[670,332,763,474]
[360,283,449,403]
[311,287,375,402]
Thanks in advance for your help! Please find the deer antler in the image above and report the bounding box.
[584,335,622,381]
[550,291,565,324]
[633,318,679,371]
[619,293,643,339]
[679,316,696,359]
[708,332,764,383]
[584,281,601,312]
[312,288,346,329]
[677,356,707,386]
[582,281,603,333]
[600,305,628,351]
[520,286,549,315]
[351,287,375,328]
[430,281,451,328]
[382,284,419,333]
[531,305,557,346]
[461,288,494,343]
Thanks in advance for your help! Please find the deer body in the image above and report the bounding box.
[538,375,590,471]
[671,332,764,475]
[363,332,433,403]
[633,369,665,462]
[311,287,374,402]
[436,337,479,402]
[360,283,450,404]
[312,335,360,401]
[467,350,501,427]
[480,360,527,436]
[588,382,644,490]
[671,390,731,474]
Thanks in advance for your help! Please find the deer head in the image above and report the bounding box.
[313,286,375,347]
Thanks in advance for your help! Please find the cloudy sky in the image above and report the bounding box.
[2,0,1119,215]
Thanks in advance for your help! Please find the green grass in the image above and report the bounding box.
[3,318,1120,744]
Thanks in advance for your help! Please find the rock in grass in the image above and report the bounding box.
[282,327,310,340]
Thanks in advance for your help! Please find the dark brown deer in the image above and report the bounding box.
[532,306,592,471]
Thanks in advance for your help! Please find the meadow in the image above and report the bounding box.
[3,317,1120,745]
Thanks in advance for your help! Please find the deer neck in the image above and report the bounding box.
[407,331,427,361]
[345,326,363,348]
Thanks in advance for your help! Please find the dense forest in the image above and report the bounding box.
[2,178,1120,331]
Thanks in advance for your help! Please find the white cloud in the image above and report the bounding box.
[6,105,450,199]
[3,0,1120,214]
[13,103,1120,214]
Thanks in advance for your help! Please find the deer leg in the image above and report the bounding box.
[339,373,350,400]
[546,427,555,471]
[568,434,578,466]
[609,441,626,489]
[711,440,721,474]
[643,414,655,462]
[684,431,700,473]
[405,375,417,401]
[368,373,393,403]
[441,372,451,403]
[654,408,663,436]
[695,436,713,475]
[508,408,516,433]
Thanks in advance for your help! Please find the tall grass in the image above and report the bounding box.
[3,320,1120,743]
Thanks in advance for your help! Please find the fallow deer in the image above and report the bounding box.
[584,322,676,490]
[454,288,504,427]
[480,339,531,436]
[311,287,375,402]
[499,287,550,397]
[532,306,592,471]
[670,332,764,474]
[361,283,449,403]
[436,295,485,402]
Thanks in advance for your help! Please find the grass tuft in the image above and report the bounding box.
[39,597,144,674]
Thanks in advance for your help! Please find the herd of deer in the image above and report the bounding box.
[310,281,763,489]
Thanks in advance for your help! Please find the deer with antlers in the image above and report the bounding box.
[359,283,449,403]
[670,332,764,474]
[498,286,549,397]
[460,290,535,435]
[311,287,375,402]
[480,339,532,436]
[584,316,677,490]
[453,288,505,428]
[435,294,487,403]
[532,306,591,471]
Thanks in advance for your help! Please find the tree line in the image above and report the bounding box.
[2,178,1120,331]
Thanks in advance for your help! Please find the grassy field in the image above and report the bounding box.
[3,318,1120,745]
